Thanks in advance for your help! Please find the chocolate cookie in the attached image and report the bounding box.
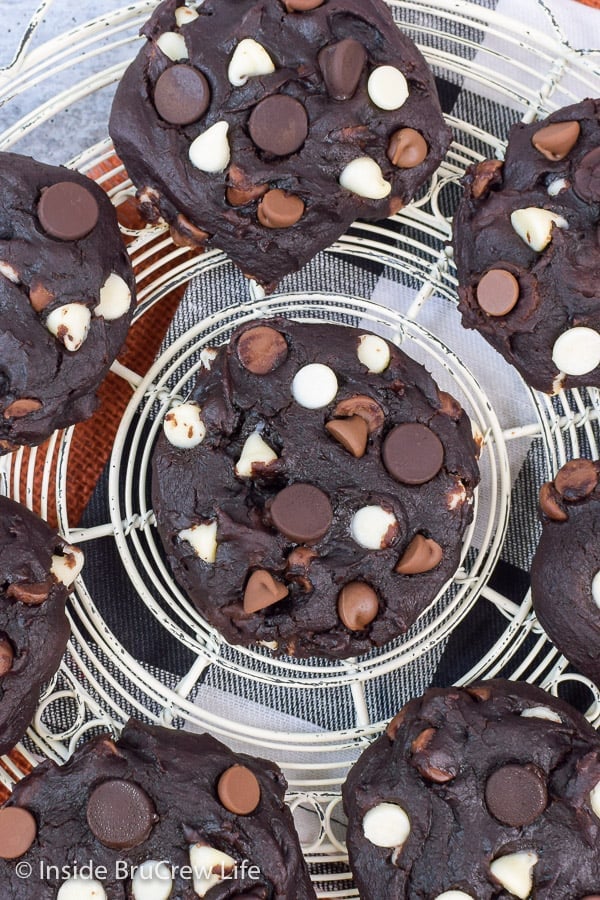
[0,152,135,453]
[151,318,480,659]
[109,0,451,290]
[531,457,600,685]
[0,717,315,899]
[343,679,600,898]
[453,98,600,394]
[0,496,83,757]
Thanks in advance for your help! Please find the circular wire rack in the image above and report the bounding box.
[1,1,600,895]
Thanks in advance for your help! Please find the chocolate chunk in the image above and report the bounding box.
[318,39,366,100]
[382,423,444,485]
[532,120,580,161]
[554,458,598,501]
[539,482,568,521]
[337,582,379,630]
[0,636,14,676]
[29,280,54,312]
[476,269,520,317]
[3,399,42,419]
[485,764,547,826]
[37,181,99,241]
[217,765,261,815]
[387,128,428,168]
[575,147,600,202]
[244,570,289,613]
[0,808,37,859]
[154,64,210,125]
[6,581,51,605]
[237,326,288,375]
[249,96,308,156]
[334,395,385,433]
[270,484,332,543]
[257,189,305,228]
[86,779,157,849]
[395,534,442,574]
[284,0,324,9]
[326,415,368,457]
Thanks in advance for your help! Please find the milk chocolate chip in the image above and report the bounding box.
[539,482,568,521]
[258,189,305,228]
[476,269,520,316]
[387,128,428,168]
[395,534,442,574]
[284,0,324,9]
[237,326,288,375]
[326,415,368,457]
[337,582,379,630]
[0,635,14,676]
[3,399,42,419]
[0,808,37,859]
[554,458,598,501]
[244,570,288,613]
[217,765,260,815]
[532,120,580,161]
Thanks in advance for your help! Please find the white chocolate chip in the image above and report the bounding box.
[189,843,236,897]
[235,431,278,477]
[292,363,338,409]
[590,780,600,818]
[95,273,131,321]
[46,303,91,352]
[362,802,410,848]
[175,6,200,26]
[350,505,397,550]
[592,570,600,609]
[200,347,218,370]
[228,38,275,87]
[259,639,279,650]
[520,706,562,724]
[339,157,392,200]
[0,261,20,283]
[163,401,206,449]
[447,481,468,511]
[57,876,107,900]
[357,334,391,373]
[367,65,409,110]
[51,545,84,588]
[132,860,174,900]
[156,31,189,61]
[547,177,569,197]
[490,851,538,899]
[189,121,231,174]
[435,893,475,900]
[510,207,568,252]
[552,327,600,376]
[179,521,218,563]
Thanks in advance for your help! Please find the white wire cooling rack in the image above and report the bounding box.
[1,1,600,895]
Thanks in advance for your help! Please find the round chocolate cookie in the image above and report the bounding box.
[453,98,600,394]
[0,496,83,757]
[0,152,135,453]
[0,718,315,899]
[531,458,600,685]
[151,318,480,658]
[343,679,600,898]
[109,0,451,290]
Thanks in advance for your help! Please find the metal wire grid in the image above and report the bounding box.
[0,1,600,895]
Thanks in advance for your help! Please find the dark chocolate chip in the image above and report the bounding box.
[0,635,14,676]
[257,189,305,228]
[337,582,379,630]
[476,269,520,316]
[333,395,385,433]
[485,764,547,827]
[249,96,308,156]
[244,570,288,613]
[217,765,260,815]
[270,484,332,543]
[532,120,580,161]
[3,399,42,420]
[6,581,51,605]
[154,64,210,125]
[554,459,598,501]
[574,147,600,203]
[0,808,37,859]
[37,181,99,241]
[318,38,366,100]
[237,326,288,375]
[382,423,444,485]
[325,415,368,457]
[87,779,157,850]
[539,482,568,521]
[395,534,442,574]
[387,128,428,168]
